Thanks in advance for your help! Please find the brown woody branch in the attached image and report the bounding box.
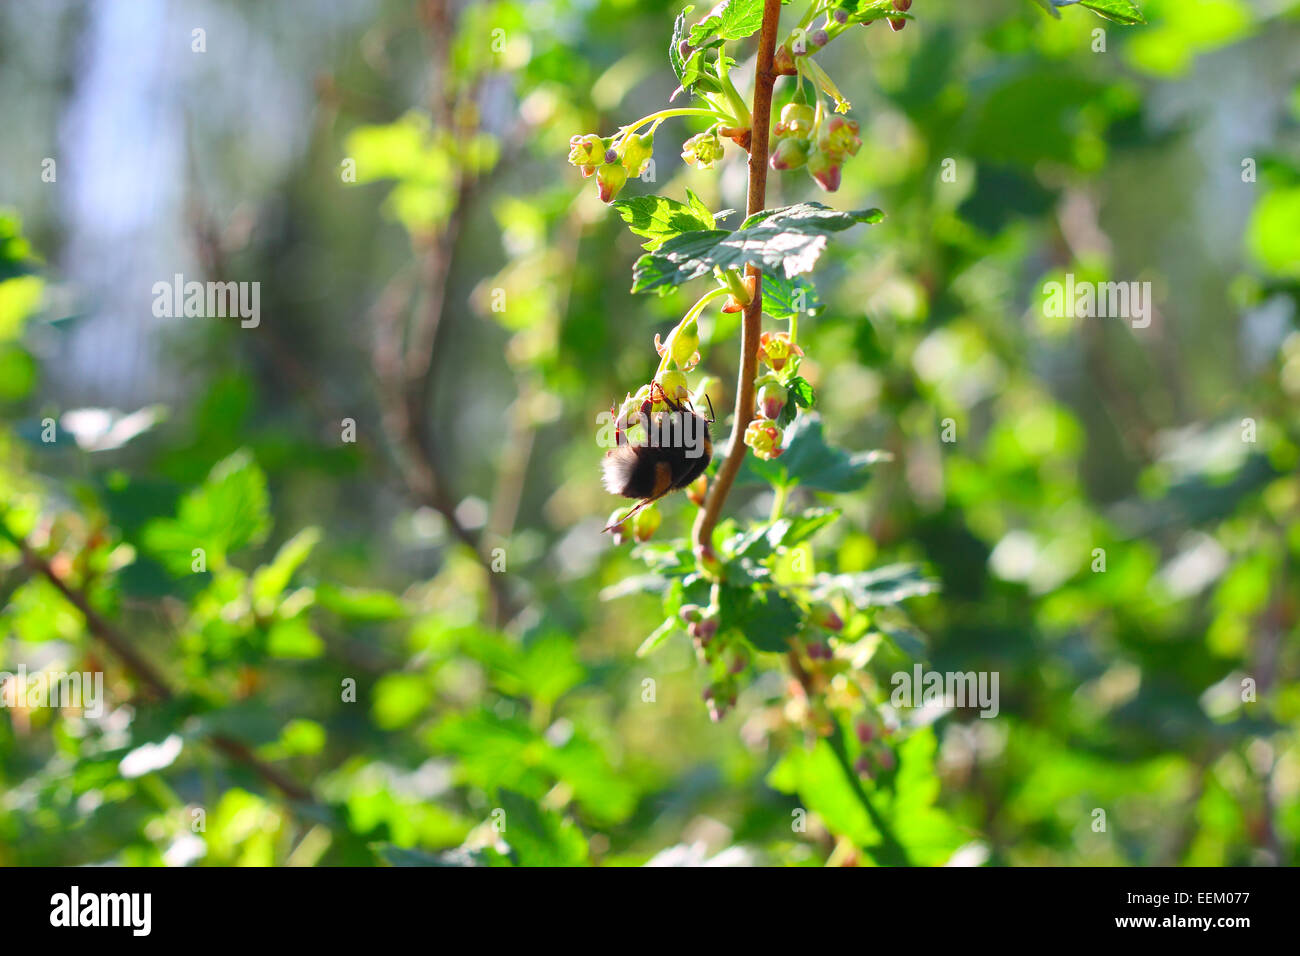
[692,0,783,555]
[0,519,313,803]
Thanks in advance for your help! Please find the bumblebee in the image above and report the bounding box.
[602,381,713,532]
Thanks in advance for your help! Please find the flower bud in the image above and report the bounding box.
[779,103,815,136]
[833,7,849,24]
[678,38,693,61]
[807,149,842,192]
[620,131,655,177]
[811,28,829,48]
[744,419,784,460]
[889,17,906,31]
[681,130,725,169]
[687,473,708,507]
[877,747,896,771]
[679,604,704,625]
[632,503,661,542]
[772,43,798,76]
[810,602,844,631]
[728,649,749,675]
[757,382,786,421]
[855,720,874,744]
[758,331,804,373]
[694,540,723,578]
[568,133,604,168]
[596,161,628,203]
[893,0,912,10]
[656,368,690,404]
[769,137,811,172]
[670,315,700,369]
[854,755,874,778]
[820,116,862,159]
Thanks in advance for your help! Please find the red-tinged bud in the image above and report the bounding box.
[877,748,896,771]
[778,103,815,137]
[854,755,873,778]
[744,419,784,460]
[856,721,874,744]
[833,6,849,24]
[889,17,906,31]
[808,150,842,192]
[694,540,723,578]
[679,604,703,625]
[620,131,655,177]
[811,28,829,48]
[758,331,804,373]
[773,42,798,76]
[770,137,811,171]
[580,165,597,178]
[728,649,749,675]
[810,602,844,631]
[678,38,692,61]
[757,382,786,421]
[632,504,661,542]
[821,116,862,158]
[596,162,628,203]
[568,133,604,168]
[687,473,708,507]
[893,0,912,10]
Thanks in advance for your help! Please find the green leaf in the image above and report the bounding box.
[610,190,716,251]
[630,204,883,295]
[373,844,502,867]
[142,449,270,574]
[815,563,939,608]
[787,376,815,409]
[637,617,677,657]
[767,738,881,847]
[252,526,321,606]
[725,508,841,561]
[688,0,764,48]
[315,583,408,620]
[761,274,820,320]
[719,585,801,653]
[1051,0,1145,24]
[495,790,589,867]
[736,414,888,492]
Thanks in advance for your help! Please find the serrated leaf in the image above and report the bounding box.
[762,274,820,320]
[1050,0,1145,24]
[610,192,715,251]
[720,585,802,652]
[630,203,883,295]
[787,376,815,409]
[688,0,764,48]
[815,563,939,608]
[142,449,270,574]
[735,414,888,492]
[495,790,589,867]
[725,508,841,561]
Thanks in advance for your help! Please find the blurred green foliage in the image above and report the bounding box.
[1,0,1299,866]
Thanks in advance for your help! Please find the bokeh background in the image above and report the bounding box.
[1,0,1299,866]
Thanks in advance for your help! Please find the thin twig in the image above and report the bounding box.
[0,518,313,803]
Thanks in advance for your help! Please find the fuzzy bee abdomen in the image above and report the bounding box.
[602,446,674,500]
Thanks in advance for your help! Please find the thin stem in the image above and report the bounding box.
[0,515,313,804]
[769,481,788,521]
[621,107,722,136]
[692,0,783,556]
[656,286,732,376]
